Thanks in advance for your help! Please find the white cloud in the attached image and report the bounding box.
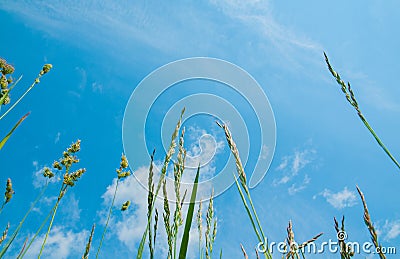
[59,194,82,224]
[32,166,60,189]
[20,226,88,259]
[209,0,322,59]
[288,174,311,195]
[91,82,103,93]
[273,148,316,186]
[318,187,357,209]
[54,132,61,144]
[378,219,400,241]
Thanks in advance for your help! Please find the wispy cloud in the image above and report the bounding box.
[288,174,311,195]
[19,226,88,258]
[273,148,316,186]
[209,0,323,69]
[54,132,61,144]
[378,219,400,241]
[315,187,357,209]
[32,165,59,189]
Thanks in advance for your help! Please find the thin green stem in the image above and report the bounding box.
[243,186,269,253]
[359,115,400,169]
[233,175,262,244]
[96,179,119,258]
[0,75,42,121]
[0,182,49,258]
[18,204,55,259]
[38,185,65,258]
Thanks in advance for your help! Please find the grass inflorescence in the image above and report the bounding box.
[324,52,400,171]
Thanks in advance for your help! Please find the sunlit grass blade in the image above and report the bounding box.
[178,165,200,259]
[0,112,29,150]
[324,52,400,170]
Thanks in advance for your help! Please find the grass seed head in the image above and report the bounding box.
[121,200,131,211]
[43,167,55,178]
[4,178,14,204]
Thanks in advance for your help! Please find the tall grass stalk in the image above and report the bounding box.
[217,121,272,259]
[205,192,217,259]
[96,180,119,258]
[333,216,354,259]
[38,140,86,258]
[96,154,131,258]
[356,186,386,259]
[172,127,186,259]
[148,150,156,259]
[324,52,400,170]
[137,108,185,259]
[82,224,95,259]
[197,200,203,259]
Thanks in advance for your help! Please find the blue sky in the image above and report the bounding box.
[1,1,400,258]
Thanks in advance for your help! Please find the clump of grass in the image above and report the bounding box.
[82,224,95,259]
[161,125,191,259]
[324,52,400,170]
[333,216,354,258]
[137,108,185,259]
[356,186,386,259]
[96,153,131,258]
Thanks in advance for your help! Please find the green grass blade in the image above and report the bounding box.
[0,112,29,150]
[178,165,200,259]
